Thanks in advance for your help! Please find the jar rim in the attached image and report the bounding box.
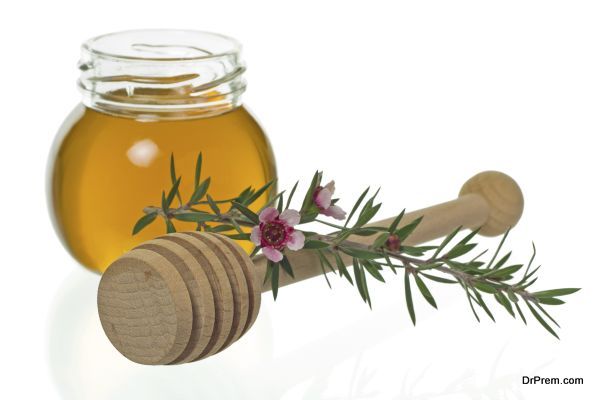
[82,29,242,62]
[79,29,247,119]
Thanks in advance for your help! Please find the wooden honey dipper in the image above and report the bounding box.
[98,171,524,365]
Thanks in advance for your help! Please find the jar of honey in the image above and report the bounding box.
[48,30,277,273]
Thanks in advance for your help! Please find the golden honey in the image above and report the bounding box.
[47,30,276,272]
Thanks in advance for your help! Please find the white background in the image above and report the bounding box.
[1,0,599,399]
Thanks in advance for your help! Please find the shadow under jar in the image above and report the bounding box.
[48,29,277,273]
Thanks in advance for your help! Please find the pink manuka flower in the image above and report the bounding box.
[313,181,347,220]
[250,207,305,262]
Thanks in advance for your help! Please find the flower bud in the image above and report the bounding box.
[385,234,401,251]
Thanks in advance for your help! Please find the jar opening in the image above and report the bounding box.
[83,29,242,62]
[78,29,246,120]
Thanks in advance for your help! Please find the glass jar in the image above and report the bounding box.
[48,30,277,273]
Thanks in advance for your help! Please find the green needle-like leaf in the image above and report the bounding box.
[405,271,416,325]
[339,246,382,260]
[170,154,182,205]
[526,300,559,339]
[205,194,221,216]
[494,292,515,317]
[165,177,181,208]
[334,251,353,284]
[383,253,398,274]
[401,246,437,257]
[250,246,261,259]
[445,243,477,259]
[208,225,235,233]
[487,229,511,268]
[420,273,457,284]
[537,297,565,305]
[414,274,437,309]
[271,261,280,300]
[165,218,176,233]
[161,191,168,214]
[432,226,462,259]
[317,252,332,288]
[532,302,560,327]
[355,199,381,227]
[372,232,390,249]
[417,262,443,271]
[190,178,211,204]
[457,228,480,245]
[519,265,541,286]
[473,282,499,294]
[194,152,203,189]
[280,255,294,278]
[225,233,251,240]
[523,242,537,278]
[388,209,405,233]
[491,252,512,270]
[354,189,380,227]
[395,216,423,242]
[467,293,481,322]
[303,240,330,249]
[514,301,527,324]
[172,212,216,223]
[236,186,253,204]
[484,264,523,279]
[473,290,495,322]
[353,258,371,307]
[132,212,157,235]
[519,277,538,290]
[344,187,369,228]
[362,260,385,283]
[468,249,489,263]
[318,250,336,273]
[246,180,275,206]
[285,181,299,209]
[507,289,519,303]
[533,288,580,298]
[263,190,285,210]
[263,260,272,285]
[460,282,480,322]
[232,201,259,224]
[229,217,244,234]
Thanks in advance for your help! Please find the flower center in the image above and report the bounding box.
[261,221,289,249]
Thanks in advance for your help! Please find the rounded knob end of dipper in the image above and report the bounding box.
[459,171,524,236]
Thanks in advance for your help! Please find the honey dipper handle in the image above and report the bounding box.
[255,171,524,292]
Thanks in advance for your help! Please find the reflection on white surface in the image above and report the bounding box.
[47,268,275,399]
[126,139,159,167]
[47,269,552,399]
[393,346,552,400]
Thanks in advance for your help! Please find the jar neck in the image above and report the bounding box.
[78,30,246,120]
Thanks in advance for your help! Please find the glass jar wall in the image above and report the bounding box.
[48,30,276,273]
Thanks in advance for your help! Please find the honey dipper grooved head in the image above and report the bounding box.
[97,232,261,365]
[459,170,524,236]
